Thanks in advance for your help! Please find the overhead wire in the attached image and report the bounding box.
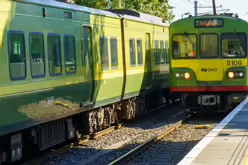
[173,0,228,14]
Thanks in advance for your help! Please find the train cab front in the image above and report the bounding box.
[169,16,248,113]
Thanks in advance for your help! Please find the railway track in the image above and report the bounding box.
[22,101,181,165]
[77,107,186,165]
[108,115,191,165]
[108,114,224,165]
[22,123,124,165]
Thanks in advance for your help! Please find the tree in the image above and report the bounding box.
[75,0,174,22]
[74,0,107,9]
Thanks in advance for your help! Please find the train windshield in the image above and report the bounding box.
[172,34,197,58]
[200,34,218,58]
[221,33,246,58]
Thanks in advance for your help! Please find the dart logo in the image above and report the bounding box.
[201,68,218,72]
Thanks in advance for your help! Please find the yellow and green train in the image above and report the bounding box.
[0,0,173,163]
[169,14,248,113]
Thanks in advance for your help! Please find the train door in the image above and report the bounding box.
[82,26,94,104]
[145,33,152,89]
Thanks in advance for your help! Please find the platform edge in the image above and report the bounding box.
[177,98,248,165]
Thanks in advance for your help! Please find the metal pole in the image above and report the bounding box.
[212,0,216,15]
[108,0,111,9]
[119,0,121,8]
[194,0,198,16]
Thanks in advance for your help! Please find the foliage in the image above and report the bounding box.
[74,0,174,22]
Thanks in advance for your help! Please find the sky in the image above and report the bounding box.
[168,0,248,21]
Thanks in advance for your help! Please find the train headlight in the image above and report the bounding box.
[227,71,245,79]
[228,72,234,79]
[175,73,180,78]
[239,72,244,77]
[184,72,190,79]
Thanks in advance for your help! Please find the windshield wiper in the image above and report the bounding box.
[233,32,245,55]
[183,32,195,47]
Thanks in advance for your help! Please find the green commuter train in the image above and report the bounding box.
[169,14,248,113]
[0,0,173,163]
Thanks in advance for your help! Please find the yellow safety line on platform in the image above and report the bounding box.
[243,154,248,165]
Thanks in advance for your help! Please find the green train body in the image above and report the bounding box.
[0,0,172,163]
[169,14,248,113]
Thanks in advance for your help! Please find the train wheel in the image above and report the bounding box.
[185,108,194,116]
[75,130,82,140]
[162,96,167,105]
[181,94,188,109]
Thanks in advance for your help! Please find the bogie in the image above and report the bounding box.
[0,1,173,164]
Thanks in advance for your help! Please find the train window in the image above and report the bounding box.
[64,35,76,74]
[160,41,165,64]
[110,38,118,69]
[154,40,160,65]
[221,33,246,58]
[146,34,151,64]
[200,34,218,58]
[137,39,143,65]
[129,39,136,67]
[82,27,92,67]
[8,31,26,80]
[172,34,196,58]
[30,33,45,78]
[165,40,170,63]
[100,37,109,70]
[48,34,62,76]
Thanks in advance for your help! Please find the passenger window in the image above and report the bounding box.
[160,41,165,64]
[137,39,143,65]
[154,40,160,65]
[30,33,45,78]
[64,35,76,74]
[110,38,118,69]
[129,39,136,67]
[8,32,26,80]
[83,27,91,66]
[221,33,246,58]
[48,34,62,75]
[200,34,218,58]
[165,40,170,63]
[100,37,109,70]
[172,34,197,58]
[146,34,151,60]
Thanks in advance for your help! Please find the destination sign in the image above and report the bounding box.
[194,18,223,28]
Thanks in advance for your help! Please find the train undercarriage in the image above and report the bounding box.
[0,89,177,164]
[181,92,247,114]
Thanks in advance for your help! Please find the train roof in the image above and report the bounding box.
[17,0,118,17]
[170,14,247,26]
[106,9,169,26]
[15,0,168,26]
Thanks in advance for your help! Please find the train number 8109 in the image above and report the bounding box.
[226,60,242,66]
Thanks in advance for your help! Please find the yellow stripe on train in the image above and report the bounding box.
[172,59,247,81]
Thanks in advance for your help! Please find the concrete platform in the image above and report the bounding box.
[178,98,248,165]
